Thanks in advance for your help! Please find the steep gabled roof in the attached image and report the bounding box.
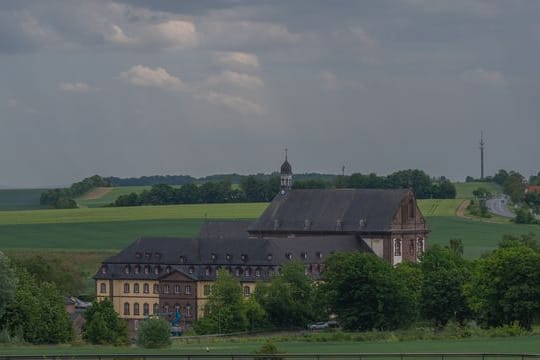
[248,188,410,233]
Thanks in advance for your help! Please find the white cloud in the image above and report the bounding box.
[459,68,506,87]
[201,20,300,47]
[208,71,264,89]
[203,92,264,115]
[120,65,184,90]
[215,52,260,69]
[60,82,93,92]
[105,24,138,46]
[148,20,198,49]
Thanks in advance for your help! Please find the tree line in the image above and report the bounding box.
[40,175,110,209]
[113,169,456,207]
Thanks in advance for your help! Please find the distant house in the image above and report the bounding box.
[525,185,540,194]
[94,154,429,331]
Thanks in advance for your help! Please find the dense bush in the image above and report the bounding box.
[137,318,171,348]
[40,175,110,209]
[83,299,129,345]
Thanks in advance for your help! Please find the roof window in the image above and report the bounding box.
[179,256,186,264]
[241,254,248,262]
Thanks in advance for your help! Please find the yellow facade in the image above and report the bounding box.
[97,279,159,320]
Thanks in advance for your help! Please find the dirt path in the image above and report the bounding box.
[456,200,470,218]
[79,187,112,200]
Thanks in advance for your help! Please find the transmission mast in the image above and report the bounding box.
[480,131,485,180]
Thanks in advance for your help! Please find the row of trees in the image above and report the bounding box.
[40,175,110,209]
[191,234,540,335]
[113,170,457,207]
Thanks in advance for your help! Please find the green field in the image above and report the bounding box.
[76,186,152,208]
[454,182,502,199]
[1,335,540,355]
[417,199,463,216]
[0,188,48,211]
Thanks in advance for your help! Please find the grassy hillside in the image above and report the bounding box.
[76,186,151,207]
[417,199,462,216]
[0,189,48,211]
[454,182,502,199]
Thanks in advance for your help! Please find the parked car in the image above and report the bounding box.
[307,322,329,330]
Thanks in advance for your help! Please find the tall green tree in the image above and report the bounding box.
[323,252,415,331]
[465,244,540,330]
[255,262,316,328]
[83,299,129,345]
[137,318,171,348]
[0,252,17,321]
[420,246,470,327]
[4,269,73,344]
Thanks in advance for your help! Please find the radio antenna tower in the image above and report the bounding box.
[480,131,485,180]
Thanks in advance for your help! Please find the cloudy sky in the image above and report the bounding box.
[1,0,539,187]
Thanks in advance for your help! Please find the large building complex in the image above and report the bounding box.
[94,156,429,331]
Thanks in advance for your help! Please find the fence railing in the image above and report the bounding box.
[2,354,540,360]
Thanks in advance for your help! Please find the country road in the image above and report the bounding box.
[485,196,515,218]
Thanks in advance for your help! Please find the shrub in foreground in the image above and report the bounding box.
[137,318,171,348]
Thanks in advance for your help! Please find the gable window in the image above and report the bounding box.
[143,303,149,316]
[153,284,159,294]
[244,286,251,297]
[163,284,170,294]
[100,283,106,294]
[123,302,130,316]
[123,283,130,294]
[133,283,140,293]
[143,283,149,294]
[185,284,192,295]
[133,303,140,316]
[174,284,181,294]
[394,239,402,257]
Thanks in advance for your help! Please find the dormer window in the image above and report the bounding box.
[145,252,151,260]
[144,266,150,274]
[166,266,171,273]
[154,266,160,275]
[267,254,273,261]
[235,267,242,277]
[316,252,323,259]
[286,253,293,260]
[188,266,194,274]
[255,268,261,277]
[211,253,217,261]
[135,252,142,259]
[101,266,107,274]
[304,219,311,230]
[301,252,308,260]
[205,267,212,276]
[226,254,232,261]
[241,254,248,262]
[359,219,366,229]
[134,266,140,274]
[154,252,161,260]
[245,268,252,277]
[179,256,186,264]
[124,265,130,275]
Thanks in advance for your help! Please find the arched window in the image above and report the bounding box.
[143,283,149,294]
[417,238,424,255]
[153,284,159,294]
[243,286,251,297]
[123,302,130,315]
[186,304,191,317]
[153,303,158,315]
[163,285,170,294]
[394,239,402,257]
[133,283,140,293]
[175,303,180,313]
[100,283,106,293]
[143,303,149,316]
[185,284,192,295]
[133,303,140,316]
[123,283,130,294]
[244,268,251,277]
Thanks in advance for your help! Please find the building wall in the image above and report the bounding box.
[110,279,159,320]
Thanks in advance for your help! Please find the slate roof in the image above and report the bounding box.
[248,188,409,233]
[280,160,292,175]
[95,220,368,281]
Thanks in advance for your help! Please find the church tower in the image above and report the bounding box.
[280,148,293,193]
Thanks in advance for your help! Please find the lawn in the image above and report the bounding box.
[454,182,502,199]
[0,188,48,211]
[1,335,540,356]
[417,199,463,217]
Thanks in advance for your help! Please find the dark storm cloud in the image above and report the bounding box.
[1,0,539,187]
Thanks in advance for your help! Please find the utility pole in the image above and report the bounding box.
[480,131,485,180]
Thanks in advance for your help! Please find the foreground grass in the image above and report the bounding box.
[2,335,540,355]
